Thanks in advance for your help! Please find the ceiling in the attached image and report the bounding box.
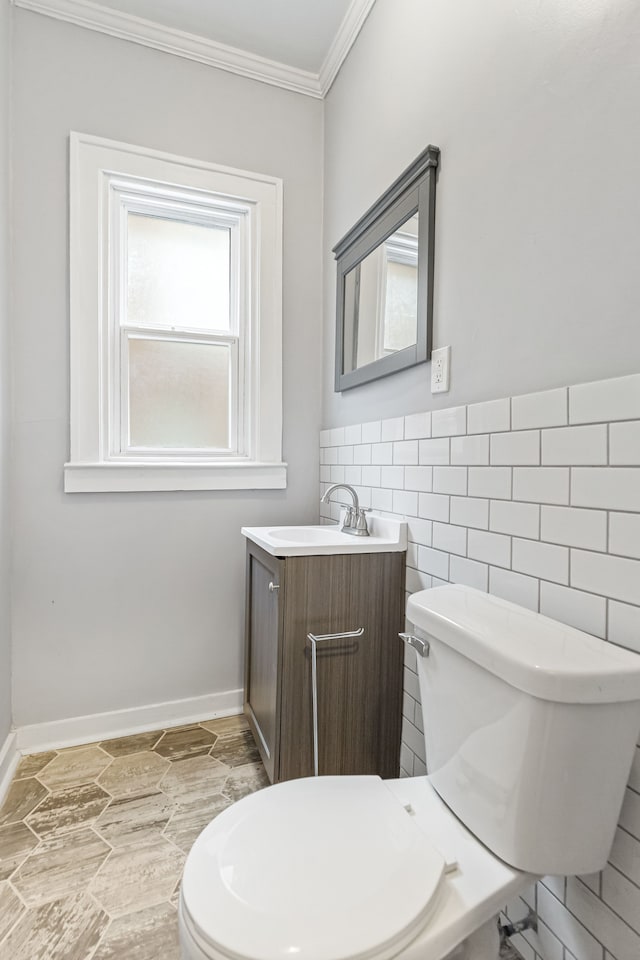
[87,0,355,73]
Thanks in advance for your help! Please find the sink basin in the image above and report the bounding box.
[242,514,407,557]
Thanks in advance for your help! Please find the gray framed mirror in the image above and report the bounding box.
[333,145,440,392]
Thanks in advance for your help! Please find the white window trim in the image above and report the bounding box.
[66,132,286,493]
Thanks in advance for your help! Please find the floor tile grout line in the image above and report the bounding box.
[86,848,114,923]
[161,830,190,858]
[12,750,59,782]
[86,925,109,960]
[88,888,113,919]
[88,822,115,862]
[0,883,28,947]
[6,876,29,909]
[100,754,116,778]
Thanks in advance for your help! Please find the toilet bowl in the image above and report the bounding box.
[179,774,531,960]
[179,585,640,960]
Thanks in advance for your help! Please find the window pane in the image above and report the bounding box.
[127,214,231,331]
[128,338,230,449]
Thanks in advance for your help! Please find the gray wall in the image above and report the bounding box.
[10,10,323,726]
[322,0,640,427]
[0,0,12,743]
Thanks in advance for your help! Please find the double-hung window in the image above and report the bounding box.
[66,133,285,492]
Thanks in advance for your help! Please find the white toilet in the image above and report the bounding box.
[179,585,640,960]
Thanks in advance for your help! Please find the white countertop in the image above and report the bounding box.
[242,514,407,557]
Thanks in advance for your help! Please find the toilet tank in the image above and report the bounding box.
[406,585,640,877]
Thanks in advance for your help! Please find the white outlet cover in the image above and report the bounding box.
[431,345,451,393]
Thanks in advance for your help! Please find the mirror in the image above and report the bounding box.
[334,145,440,391]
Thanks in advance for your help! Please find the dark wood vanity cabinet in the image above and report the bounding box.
[243,540,406,784]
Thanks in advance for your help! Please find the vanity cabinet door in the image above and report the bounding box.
[244,543,283,784]
[278,552,405,782]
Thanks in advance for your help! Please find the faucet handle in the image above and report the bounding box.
[354,508,370,533]
[343,506,356,528]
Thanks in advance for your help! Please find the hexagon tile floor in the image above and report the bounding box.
[0,715,268,960]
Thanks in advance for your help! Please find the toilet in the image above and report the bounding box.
[179,585,640,960]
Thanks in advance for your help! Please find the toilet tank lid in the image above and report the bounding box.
[407,585,640,704]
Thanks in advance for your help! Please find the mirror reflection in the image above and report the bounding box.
[343,213,419,373]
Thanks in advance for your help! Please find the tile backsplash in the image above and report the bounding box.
[319,372,640,960]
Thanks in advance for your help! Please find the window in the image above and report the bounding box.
[66,133,285,492]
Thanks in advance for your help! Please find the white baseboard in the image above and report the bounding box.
[0,730,20,805]
[15,688,244,754]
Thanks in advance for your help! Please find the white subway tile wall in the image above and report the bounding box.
[512,387,568,430]
[468,396,511,434]
[609,602,640,655]
[451,434,490,465]
[319,372,640,960]
[491,429,540,465]
[542,425,608,466]
[513,467,570,505]
[570,374,640,425]
[610,422,640,466]
[572,468,640,513]
[419,438,450,464]
[540,506,607,551]
[609,514,640,561]
[404,411,431,440]
[450,495,489,529]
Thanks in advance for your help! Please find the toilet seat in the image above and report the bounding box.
[181,776,446,960]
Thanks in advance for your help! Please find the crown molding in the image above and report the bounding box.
[319,0,377,96]
[12,0,377,99]
[11,0,325,98]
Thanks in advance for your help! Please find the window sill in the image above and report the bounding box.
[64,461,288,493]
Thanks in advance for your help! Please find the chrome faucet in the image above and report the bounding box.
[320,483,370,537]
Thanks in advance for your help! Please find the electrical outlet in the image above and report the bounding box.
[431,345,451,393]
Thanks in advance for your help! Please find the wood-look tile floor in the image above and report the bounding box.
[0,715,268,960]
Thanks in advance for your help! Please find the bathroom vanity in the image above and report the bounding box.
[242,518,407,783]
